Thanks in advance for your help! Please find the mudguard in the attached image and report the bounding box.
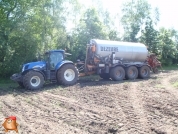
[55,60,74,71]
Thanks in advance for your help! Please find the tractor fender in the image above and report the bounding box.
[55,60,74,72]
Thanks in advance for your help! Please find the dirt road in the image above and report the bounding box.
[0,70,178,134]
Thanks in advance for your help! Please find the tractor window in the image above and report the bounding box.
[50,52,63,69]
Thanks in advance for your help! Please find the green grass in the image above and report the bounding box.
[0,78,13,83]
[0,78,18,89]
[79,74,100,81]
[0,78,18,94]
[162,65,178,70]
[173,82,178,87]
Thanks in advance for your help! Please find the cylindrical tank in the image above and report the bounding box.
[90,39,148,62]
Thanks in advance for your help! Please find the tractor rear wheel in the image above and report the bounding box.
[23,71,44,90]
[110,66,125,81]
[138,66,150,79]
[125,66,138,80]
[57,64,78,86]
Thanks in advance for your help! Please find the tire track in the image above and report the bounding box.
[1,95,88,134]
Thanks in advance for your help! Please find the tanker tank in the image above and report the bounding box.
[90,39,148,63]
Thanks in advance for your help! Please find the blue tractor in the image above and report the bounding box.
[11,50,79,90]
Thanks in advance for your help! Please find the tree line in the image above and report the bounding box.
[0,0,178,78]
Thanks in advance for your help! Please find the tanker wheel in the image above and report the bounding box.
[138,66,150,79]
[23,71,44,90]
[125,66,138,80]
[99,73,110,80]
[110,66,125,81]
[153,67,159,74]
[57,64,78,86]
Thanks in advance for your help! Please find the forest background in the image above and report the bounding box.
[0,0,178,79]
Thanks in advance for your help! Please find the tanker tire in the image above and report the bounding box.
[23,71,44,90]
[138,66,150,79]
[57,64,78,86]
[125,66,138,80]
[110,66,125,81]
[18,81,25,88]
[99,73,110,80]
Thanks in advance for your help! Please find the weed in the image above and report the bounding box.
[25,97,32,103]
[173,82,178,87]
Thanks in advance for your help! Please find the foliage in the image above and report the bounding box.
[70,8,108,61]
[158,28,177,65]
[0,0,178,79]
[140,18,160,55]
[121,0,151,42]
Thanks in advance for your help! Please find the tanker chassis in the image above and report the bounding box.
[11,39,161,90]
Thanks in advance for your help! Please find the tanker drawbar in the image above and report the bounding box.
[78,39,161,81]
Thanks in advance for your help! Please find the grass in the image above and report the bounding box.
[0,78,17,89]
[173,82,178,87]
[162,65,178,70]
[0,82,17,89]
[155,84,165,88]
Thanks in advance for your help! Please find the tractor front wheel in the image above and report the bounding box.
[23,71,44,90]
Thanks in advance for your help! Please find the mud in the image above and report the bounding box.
[0,70,178,134]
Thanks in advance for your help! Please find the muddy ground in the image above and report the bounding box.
[0,70,178,134]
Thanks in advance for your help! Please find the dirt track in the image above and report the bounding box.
[0,70,178,134]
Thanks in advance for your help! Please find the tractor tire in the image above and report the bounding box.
[125,66,138,80]
[99,73,110,80]
[110,66,125,81]
[18,81,24,88]
[138,65,150,79]
[57,64,78,86]
[23,71,44,90]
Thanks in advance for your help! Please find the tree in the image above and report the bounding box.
[0,0,78,78]
[140,18,160,55]
[70,8,108,61]
[158,28,176,65]
[121,0,151,42]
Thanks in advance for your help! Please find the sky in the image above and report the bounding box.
[103,0,178,30]
[79,0,178,31]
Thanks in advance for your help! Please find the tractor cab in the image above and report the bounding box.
[44,50,65,70]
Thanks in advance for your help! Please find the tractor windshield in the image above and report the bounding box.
[50,52,63,69]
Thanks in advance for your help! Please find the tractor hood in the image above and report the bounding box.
[22,61,46,72]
